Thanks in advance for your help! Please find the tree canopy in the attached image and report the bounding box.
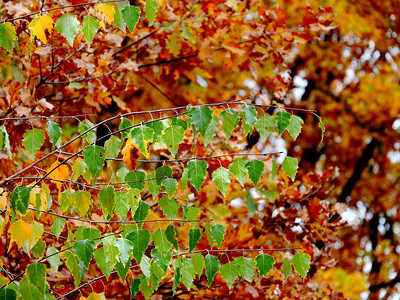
[0,0,399,299]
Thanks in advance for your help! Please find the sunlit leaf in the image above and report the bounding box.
[282,257,292,280]
[234,256,255,282]
[212,167,231,196]
[204,115,219,146]
[152,229,170,253]
[318,116,325,143]
[192,253,204,277]
[287,115,303,140]
[73,190,91,218]
[130,125,154,159]
[282,156,298,181]
[55,13,80,46]
[181,257,195,290]
[125,170,146,190]
[161,177,178,198]
[255,115,276,140]
[241,105,257,135]
[211,224,225,248]
[159,196,179,219]
[229,158,247,186]
[270,160,278,182]
[51,216,65,238]
[115,238,133,265]
[27,263,47,294]
[96,4,115,24]
[98,186,115,219]
[162,124,184,157]
[105,136,122,159]
[28,15,54,44]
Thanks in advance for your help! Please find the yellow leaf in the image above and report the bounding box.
[9,219,33,249]
[0,215,7,236]
[96,4,115,25]
[47,161,69,191]
[0,275,9,288]
[87,292,104,300]
[28,15,54,44]
[0,188,7,211]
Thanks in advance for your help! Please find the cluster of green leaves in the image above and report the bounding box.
[0,0,158,52]
[1,104,320,299]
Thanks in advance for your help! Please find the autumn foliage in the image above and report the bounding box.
[0,0,399,299]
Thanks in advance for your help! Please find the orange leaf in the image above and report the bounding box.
[47,161,69,191]
[121,139,140,169]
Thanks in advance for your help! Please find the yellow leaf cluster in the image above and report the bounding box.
[122,139,141,169]
[9,219,33,249]
[47,161,69,191]
[96,4,115,25]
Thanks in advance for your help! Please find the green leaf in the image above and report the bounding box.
[276,111,291,135]
[204,254,220,286]
[234,256,255,282]
[241,105,257,135]
[78,119,96,144]
[19,277,42,300]
[82,15,99,47]
[115,259,131,281]
[22,129,45,159]
[75,226,101,240]
[125,170,146,190]
[140,255,151,279]
[122,5,141,33]
[131,125,154,159]
[204,115,219,146]
[155,166,173,185]
[159,196,179,219]
[188,227,201,252]
[130,278,141,299]
[105,136,122,159]
[245,189,257,213]
[149,262,164,289]
[220,108,239,141]
[255,115,276,140]
[270,160,278,182]
[46,247,60,272]
[62,250,85,287]
[152,229,170,253]
[83,145,105,179]
[147,172,160,197]
[282,257,292,280]
[151,248,171,272]
[246,159,265,186]
[205,224,213,248]
[27,263,47,295]
[0,22,17,53]
[172,259,181,293]
[161,177,177,198]
[255,254,274,277]
[187,159,208,192]
[181,257,195,290]
[185,206,199,224]
[46,121,62,150]
[114,5,126,32]
[291,253,310,280]
[115,191,129,220]
[145,0,158,25]
[115,238,133,265]
[192,253,204,277]
[73,190,91,218]
[31,240,46,258]
[229,158,247,186]
[318,116,325,142]
[212,167,231,196]
[287,115,303,140]
[126,229,151,263]
[0,125,11,158]
[54,13,79,46]
[211,224,225,248]
[172,117,188,130]
[0,288,18,300]
[282,156,298,181]
[10,186,31,215]
[94,247,113,280]
[220,260,241,289]
[134,200,150,227]
[138,274,153,300]
[181,167,188,188]
[119,117,132,139]
[162,124,184,157]
[127,187,140,215]
[187,105,213,137]
[165,224,179,250]
[98,186,115,219]
[51,216,65,238]
[73,239,96,268]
